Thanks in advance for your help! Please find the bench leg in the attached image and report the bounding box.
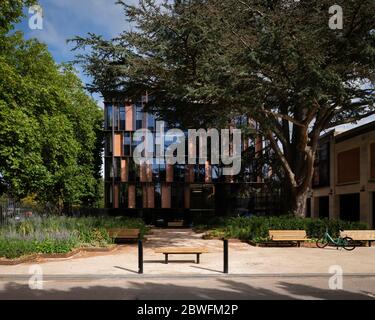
[196,254,200,264]
[165,254,168,264]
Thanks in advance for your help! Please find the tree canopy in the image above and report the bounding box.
[0,2,103,211]
[74,0,374,216]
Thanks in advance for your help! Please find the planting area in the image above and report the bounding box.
[195,216,367,242]
[0,216,147,259]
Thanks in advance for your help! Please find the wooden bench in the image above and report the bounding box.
[155,247,209,264]
[340,230,375,247]
[167,221,184,227]
[269,230,309,247]
[107,228,140,242]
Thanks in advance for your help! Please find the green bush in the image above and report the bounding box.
[0,239,36,259]
[200,216,367,241]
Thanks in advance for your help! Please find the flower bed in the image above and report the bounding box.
[0,216,147,259]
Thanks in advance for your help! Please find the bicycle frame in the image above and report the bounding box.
[323,230,346,246]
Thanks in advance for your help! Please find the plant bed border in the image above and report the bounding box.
[0,254,39,265]
[0,245,119,265]
[247,241,299,247]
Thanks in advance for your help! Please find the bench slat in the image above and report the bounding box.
[269,230,308,241]
[155,247,209,254]
[340,230,375,241]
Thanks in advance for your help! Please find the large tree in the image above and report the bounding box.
[0,2,103,211]
[74,0,374,216]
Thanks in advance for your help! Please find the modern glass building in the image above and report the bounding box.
[104,97,270,224]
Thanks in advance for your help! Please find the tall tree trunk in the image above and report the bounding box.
[289,189,308,218]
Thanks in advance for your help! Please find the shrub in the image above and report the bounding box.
[0,239,36,259]
[200,216,367,241]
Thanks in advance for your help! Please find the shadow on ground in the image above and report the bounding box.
[0,278,373,300]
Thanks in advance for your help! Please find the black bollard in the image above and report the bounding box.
[223,239,228,274]
[138,239,143,274]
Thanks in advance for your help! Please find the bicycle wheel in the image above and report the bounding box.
[343,237,356,251]
[316,238,329,248]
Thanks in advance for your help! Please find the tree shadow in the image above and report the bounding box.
[0,277,373,300]
[113,266,138,274]
[190,265,222,273]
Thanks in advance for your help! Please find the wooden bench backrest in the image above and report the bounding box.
[108,228,140,238]
[340,230,375,241]
[269,230,307,240]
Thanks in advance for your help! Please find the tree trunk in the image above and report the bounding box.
[289,189,308,218]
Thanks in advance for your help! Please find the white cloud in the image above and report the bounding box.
[48,0,132,37]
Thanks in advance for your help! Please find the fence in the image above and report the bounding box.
[0,198,34,226]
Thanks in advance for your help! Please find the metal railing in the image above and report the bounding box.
[0,199,34,226]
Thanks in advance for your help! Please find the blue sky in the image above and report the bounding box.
[15,0,136,106]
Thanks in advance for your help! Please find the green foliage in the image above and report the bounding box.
[0,0,37,33]
[198,216,367,241]
[0,216,147,258]
[0,238,36,259]
[0,31,103,209]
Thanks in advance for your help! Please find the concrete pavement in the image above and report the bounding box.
[0,275,375,299]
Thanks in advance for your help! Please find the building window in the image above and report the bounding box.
[124,132,131,156]
[119,105,126,130]
[128,161,140,182]
[105,159,113,181]
[105,104,113,130]
[136,185,143,208]
[194,165,205,183]
[105,134,112,156]
[171,185,184,208]
[313,142,330,187]
[155,183,161,208]
[211,165,224,182]
[147,113,155,131]
[132,133,139,155]
[105,183,113,208]
[113,158,121,181]
[120,184,128,208]
[337,147,360,184]
[136,105,143,130]
[174,164,185,182]
[113,106,119,131]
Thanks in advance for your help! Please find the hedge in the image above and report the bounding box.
[196,216,368,242]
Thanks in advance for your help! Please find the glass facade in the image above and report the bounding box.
[104,100,256,212]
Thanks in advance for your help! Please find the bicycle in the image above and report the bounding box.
[316,229,356,251]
